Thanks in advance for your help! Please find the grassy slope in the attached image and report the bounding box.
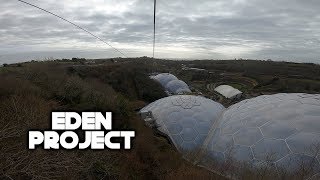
[1,58,319,180]
[0,60,224,180]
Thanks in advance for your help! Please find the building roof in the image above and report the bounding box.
[214,85,242,98]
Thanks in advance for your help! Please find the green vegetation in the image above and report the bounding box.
[0,59,222,180]
[176,60,320,106]
[0,58,319,179]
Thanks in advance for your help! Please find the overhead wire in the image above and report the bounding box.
[16,0,127,57]
[153,0,156,58]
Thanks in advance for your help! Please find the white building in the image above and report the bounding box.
[214,85,242,99]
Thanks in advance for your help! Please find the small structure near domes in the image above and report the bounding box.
[214,85,242,100]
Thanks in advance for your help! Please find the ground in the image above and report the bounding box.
[0,57,319,180]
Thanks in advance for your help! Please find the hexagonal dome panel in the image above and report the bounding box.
[276,154,320,177]
[221,121,243,135]
[167,123,183,135]
[231,145,254,162]
[181,127,198,141]
[252,139,290,162]
[245,115,270,127]
[295,115,320,133]
[234,127,263,146]
[261,121,298,139]
[212,134,234,152]
[286,132,320,156]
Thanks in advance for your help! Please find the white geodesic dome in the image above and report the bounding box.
[140,95,225,152]
[140,93,320,179]
[200,93,320,178]
[152,73,178,87]
[151,73,191,95]
[165,80,191,94]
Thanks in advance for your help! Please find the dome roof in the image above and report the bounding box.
[140,95,225,152]
[140,93,320,178]
[152,73,178,87]
[214,85,242,99]
[151,73,191,95]
[200,93,320,178]
[165,80,191,94]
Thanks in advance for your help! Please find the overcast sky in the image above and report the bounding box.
[0,0,320,64]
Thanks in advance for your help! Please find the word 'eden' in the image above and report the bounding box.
[28,112,135,150]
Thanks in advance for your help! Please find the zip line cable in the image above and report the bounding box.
[16,0,127,57]
[153,0,156,58]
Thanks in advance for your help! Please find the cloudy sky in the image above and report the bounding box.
[0,0,320,64]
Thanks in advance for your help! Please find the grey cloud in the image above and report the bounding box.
[0,0,319,63]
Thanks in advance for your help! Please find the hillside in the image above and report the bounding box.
[0,58,319,179]
[0,58,226,180]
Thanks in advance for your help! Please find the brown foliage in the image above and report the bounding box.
[0,61,222,180]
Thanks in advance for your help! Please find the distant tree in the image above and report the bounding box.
[3,63,8,67]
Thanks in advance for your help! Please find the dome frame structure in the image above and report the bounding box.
[151,73,178,87]
[140,95,225,152]
[150,73,191,95]
[140,93,320,179]
[165,80,191,94]
[198,93,320,179]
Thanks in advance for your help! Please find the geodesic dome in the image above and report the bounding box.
[140,93,320,179]
[152,73,178,87]
[151,73,191,95]
[200,93,320,178]
[165,80,191,94]
[140,95,225,152]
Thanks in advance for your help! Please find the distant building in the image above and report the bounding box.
[188,67,207,71]
[181,65,207,72]
[214,85,242,100]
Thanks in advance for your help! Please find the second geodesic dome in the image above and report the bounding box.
[151,73,178,87]
[151,73,191,94]
[165,80,191,94]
